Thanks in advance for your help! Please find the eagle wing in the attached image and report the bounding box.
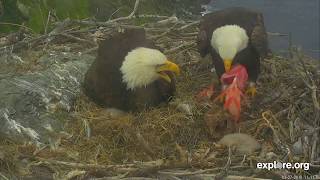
[197,26,210,57]
[251,13,269,58]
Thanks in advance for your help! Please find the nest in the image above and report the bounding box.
[0,4,319,179]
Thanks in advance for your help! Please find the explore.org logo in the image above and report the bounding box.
[256,161,310,171]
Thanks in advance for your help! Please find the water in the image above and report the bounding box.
[204,0,320,59]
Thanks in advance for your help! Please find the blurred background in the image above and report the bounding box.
[0,0,319,58]
[205,0,320,59]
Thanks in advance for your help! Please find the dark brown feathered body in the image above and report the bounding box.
[83,28,175,112]
[197,7,268,82]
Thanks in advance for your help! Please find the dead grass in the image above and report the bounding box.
[0,18,319,179]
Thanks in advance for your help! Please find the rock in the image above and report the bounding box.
[0,52,94,144]
[218,133,261,155]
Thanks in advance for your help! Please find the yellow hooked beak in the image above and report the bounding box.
[156,60,180,83]
[224,59,232,72]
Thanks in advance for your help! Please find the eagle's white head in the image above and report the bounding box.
[211,25,249,71]
[120,47,180,90]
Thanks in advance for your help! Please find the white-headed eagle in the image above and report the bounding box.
[84,28,180,111]
[197,7,269,96]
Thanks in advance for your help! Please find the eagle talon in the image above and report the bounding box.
[245,86,257,97]
[217,94,225,103]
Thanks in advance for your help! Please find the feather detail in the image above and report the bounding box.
[251,13,269,58]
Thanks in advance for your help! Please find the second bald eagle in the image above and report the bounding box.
[197,7,269,96]
[84,28,180,112]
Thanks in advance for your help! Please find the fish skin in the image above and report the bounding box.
[220,64,248,90]
[218,65,248,122]
[223,77,243,122]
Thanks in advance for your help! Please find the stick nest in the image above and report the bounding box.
[0,13,319,180]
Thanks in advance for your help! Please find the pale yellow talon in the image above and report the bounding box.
[246,86,257,97]
[214,94,225,103]
[218,95,225,102]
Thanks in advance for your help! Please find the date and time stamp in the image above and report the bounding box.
[256,161,319,179]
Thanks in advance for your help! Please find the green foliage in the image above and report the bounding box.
[46,0,89,20]
[88,0,134,21]
[0,0,25,32]
[23,0,49,34]
[0,0,204,34]
[88,0,204,21]
[0,0,89,34]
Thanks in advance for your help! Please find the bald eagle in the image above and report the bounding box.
[197,7,268,96]
[84,28,180,112]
